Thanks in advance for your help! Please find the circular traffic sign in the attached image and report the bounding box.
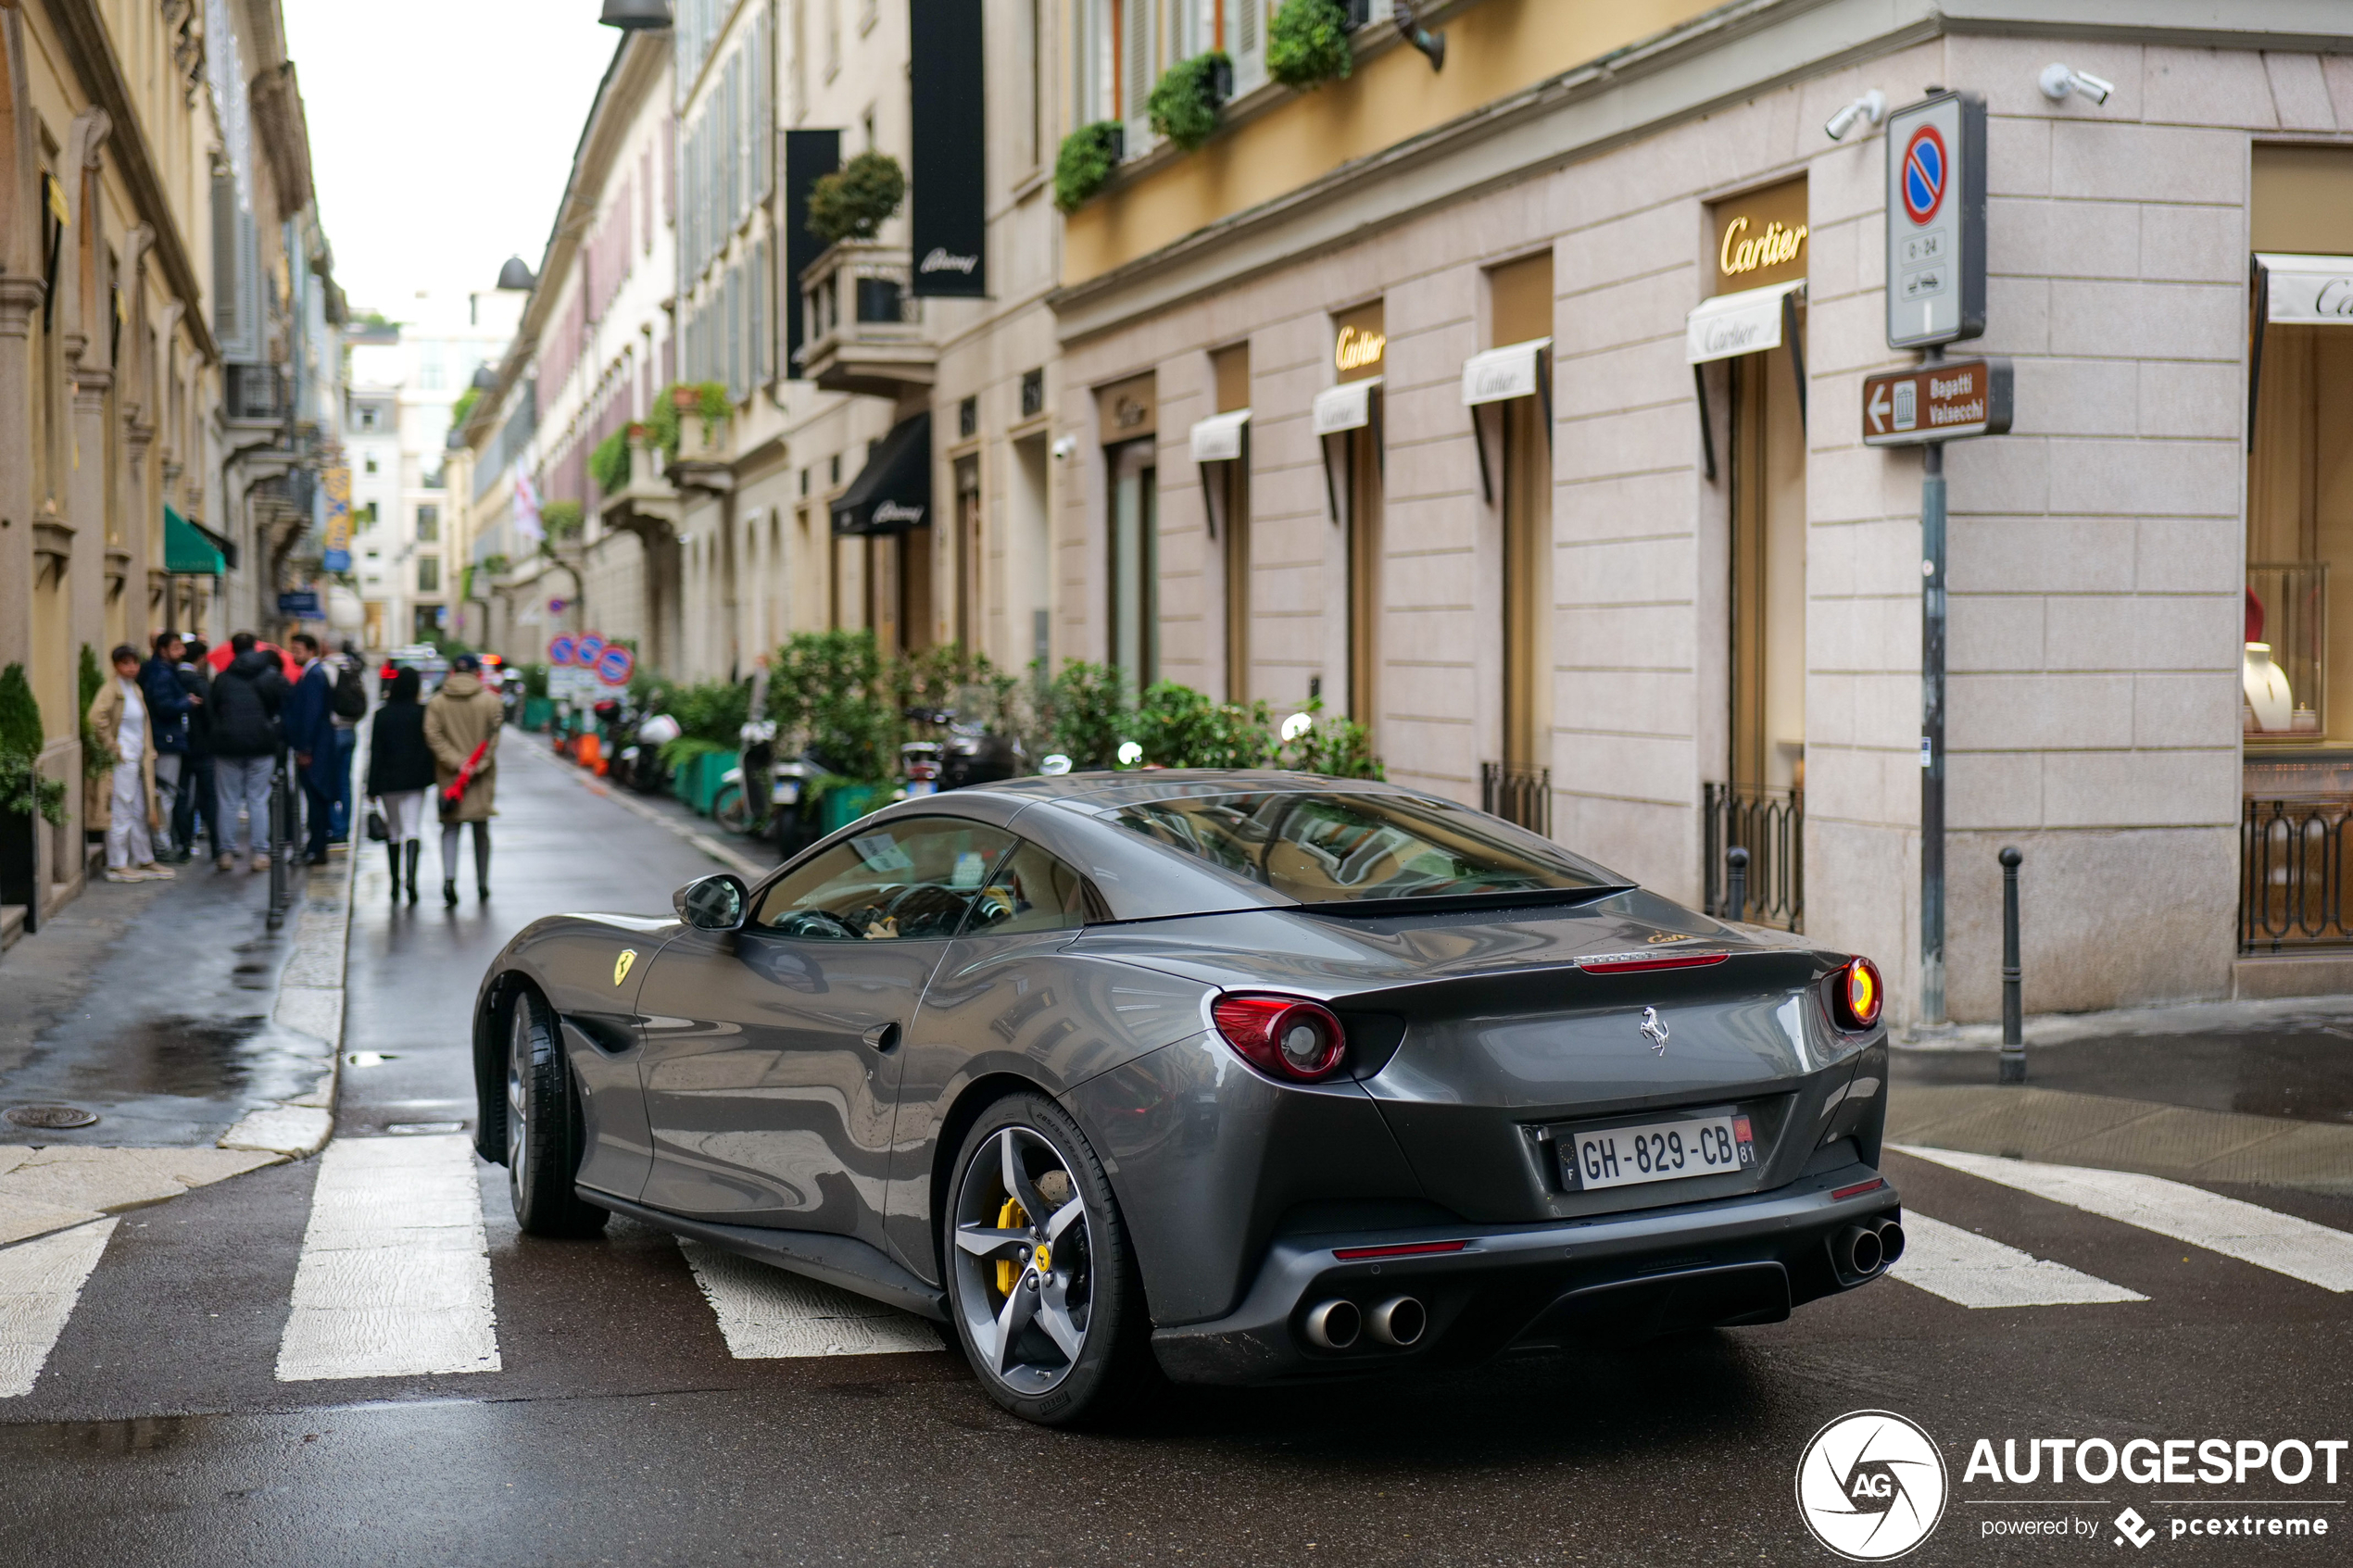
[574,633,606,669]
[1900,125,1947,225]
[548,634,576,666]
[597,645,635,686]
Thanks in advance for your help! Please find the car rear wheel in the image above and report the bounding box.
[506,989,609,1238]
[944,1095,1154,1426]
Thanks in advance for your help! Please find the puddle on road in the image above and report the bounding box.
[83,1015,273,1098]
[0,1413,221,1458]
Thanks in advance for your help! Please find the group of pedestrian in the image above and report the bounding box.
[85,632,502,905]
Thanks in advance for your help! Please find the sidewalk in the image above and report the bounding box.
[1890,996,2353,1198]
[0,840,349,1248]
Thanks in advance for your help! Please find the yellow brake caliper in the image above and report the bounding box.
[995,1198,1028,1297]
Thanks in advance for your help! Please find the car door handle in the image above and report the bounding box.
[862,1022,901,1052]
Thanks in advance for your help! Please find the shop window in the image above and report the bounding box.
[1211,342,1252,703]
[1108,439,1158,686]
[954,454,981,647]
[1487,253,1554,781]
[1317,302,1385,731]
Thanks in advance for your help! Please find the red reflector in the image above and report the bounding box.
[1330,1240,1468,1261]
[1574,952,1730,974]
[1831,1178,1886,1200]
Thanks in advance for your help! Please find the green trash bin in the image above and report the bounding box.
[817,782,885,833]
[522,696,554,732]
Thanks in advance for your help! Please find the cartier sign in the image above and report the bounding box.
[1710,177,1808,294]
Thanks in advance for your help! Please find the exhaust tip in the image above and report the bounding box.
[1839,1224,1884,1277]
[1366,1296,1427,1348]
[1302,1298,1362,1350]
[1876,1219,1906,1267]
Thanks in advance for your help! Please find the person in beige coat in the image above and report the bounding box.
[423,652,504,906]
[86,645,172,884]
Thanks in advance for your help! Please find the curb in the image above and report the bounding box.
[218,769,360,1160]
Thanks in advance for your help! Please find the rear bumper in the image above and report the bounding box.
[1149,1161,1900,1386]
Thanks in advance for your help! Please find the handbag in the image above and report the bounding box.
[364,804,387,842]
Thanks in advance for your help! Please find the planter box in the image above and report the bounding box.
[1,807,37,936]
[818,783,887,834]
[522,697,554,732]
[671,750,731,817]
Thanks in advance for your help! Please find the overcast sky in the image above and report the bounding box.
[283,0,623,317]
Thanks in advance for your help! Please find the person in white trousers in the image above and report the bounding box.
[85,646,175,884]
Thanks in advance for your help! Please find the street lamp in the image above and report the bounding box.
[599,0,673,30]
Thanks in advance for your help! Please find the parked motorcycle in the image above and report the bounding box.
[615,711,679,795]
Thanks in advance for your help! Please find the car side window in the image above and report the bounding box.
[753,818,1016,941]
[962,837,1097,937]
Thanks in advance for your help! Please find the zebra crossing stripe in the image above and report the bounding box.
[1893,1145,2353,1293]
[0,1219,118,1399]
[678,1240,941,1358]
[276,1135,501,1381]
[1888,1210,2146,1308]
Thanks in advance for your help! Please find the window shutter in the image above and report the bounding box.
[1123,0,1151,153]
[1233,0,1266,94]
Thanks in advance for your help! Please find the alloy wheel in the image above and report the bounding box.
[951,1126,1092,1395]
[507,1002,530,1192]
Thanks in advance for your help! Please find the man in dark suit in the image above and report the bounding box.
[283,632,338,865]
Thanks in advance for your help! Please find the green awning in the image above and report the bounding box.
[163,506,224,576]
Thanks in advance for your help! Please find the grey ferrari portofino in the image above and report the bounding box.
[472,771,1900,1424]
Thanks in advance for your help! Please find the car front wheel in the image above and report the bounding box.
[506,989,609,1238]
[943,1095,1154,1426]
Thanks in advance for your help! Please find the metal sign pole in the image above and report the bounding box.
[1920,416,1947,1027]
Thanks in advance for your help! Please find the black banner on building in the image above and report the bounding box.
[910,0,986,298]
[783,128,841,374]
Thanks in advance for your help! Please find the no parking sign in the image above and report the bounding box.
[548,634,577,666]
[574,633,606,670]
[597,645,635,686]
[1884,91,1986,350]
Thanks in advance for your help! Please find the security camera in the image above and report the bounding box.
[1051,434,1078,461]
[2038,63,2113,106]
[1824,89,1886,142]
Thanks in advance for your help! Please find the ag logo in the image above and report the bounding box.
[1795,1411,1947,1561]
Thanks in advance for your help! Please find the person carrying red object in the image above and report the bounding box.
[423,652,503,906]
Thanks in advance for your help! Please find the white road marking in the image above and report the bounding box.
[0,1219,118,1399]
[1894,1144,2353,1293]
[1887,1210,2146,1309]
[678,1240,941,1358]
[276,1135,501,1381]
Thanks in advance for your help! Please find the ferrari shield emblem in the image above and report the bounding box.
[613,948,637,987]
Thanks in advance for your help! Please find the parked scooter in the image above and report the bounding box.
[616,710,679,795]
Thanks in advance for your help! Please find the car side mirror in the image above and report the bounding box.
[674,873,749,932]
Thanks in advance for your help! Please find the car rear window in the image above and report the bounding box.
[1108,792,1622,905]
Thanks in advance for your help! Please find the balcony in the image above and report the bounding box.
[797,242,934,398]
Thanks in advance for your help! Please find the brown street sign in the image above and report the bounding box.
[1861,357,2013,445]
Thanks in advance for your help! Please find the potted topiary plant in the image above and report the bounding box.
[0,662,64,927]
[1268,0,1355,91]
[805,151,907,245]
[1053,121,1125,213]
[1147,51,1234,152]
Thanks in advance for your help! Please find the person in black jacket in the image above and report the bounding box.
[209,631,291,872]
[176,639,219,864]
[139,632,194,861]
[365,666,435,903]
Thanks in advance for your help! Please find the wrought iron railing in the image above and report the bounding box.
[1480,762,1551,836]
[2241,796,2353,952]
[1703,782,1803,931]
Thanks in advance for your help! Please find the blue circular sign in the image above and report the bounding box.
[597,646,635,686]
[574,633,606,668]
[1901,125,1947,225]
[548,635,576,666]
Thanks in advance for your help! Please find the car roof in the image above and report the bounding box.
[968,768,1409,808]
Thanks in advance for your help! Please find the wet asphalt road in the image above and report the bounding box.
[3,740,2350,1566]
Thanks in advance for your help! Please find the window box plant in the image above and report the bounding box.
[1268,0,1355,91]
[1148,52,1234,152]
[1053,121,1125,213]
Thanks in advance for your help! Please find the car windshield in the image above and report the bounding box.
[1108,791,1624,905]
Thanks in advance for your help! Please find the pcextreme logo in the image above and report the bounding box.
[1797,1411,1950,1561]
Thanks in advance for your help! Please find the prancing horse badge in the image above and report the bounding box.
[1639,1006,1668,1055]
[613,948,637,986]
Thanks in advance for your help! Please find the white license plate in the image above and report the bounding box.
[1564,1114,1752,1191]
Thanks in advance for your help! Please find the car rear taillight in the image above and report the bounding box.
[1832,957,1883,1031]
[1211,994,1348,1082]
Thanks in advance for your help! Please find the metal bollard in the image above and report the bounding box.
[1998,847,2024,1083]
[1726,846,1749,925]
[266,753,292,931]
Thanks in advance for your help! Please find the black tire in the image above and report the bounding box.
[942,1093,1158,1427]
[506,989,609,1238]
[713,783,750,834]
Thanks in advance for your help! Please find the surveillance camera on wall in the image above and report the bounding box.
[1824,89,1885,142]
[1051,434,1078,461]
[2038,63,2113,106]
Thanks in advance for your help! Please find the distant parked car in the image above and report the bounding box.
[378,644,449,696]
